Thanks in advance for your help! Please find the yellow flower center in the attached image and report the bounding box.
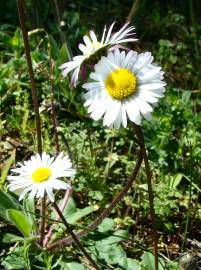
[105,68,137,100]
[32,168,51,183]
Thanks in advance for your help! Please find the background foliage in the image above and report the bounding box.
[0,0,201,269]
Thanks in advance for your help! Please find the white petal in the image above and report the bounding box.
[36,184,45,198]
[49,180,68,190]
[133,52,153,73]
[101,25,107,44]
[103,100,121,126]
[19,186,33,201]
[105,22,116,44]
[125,98,141,125]
[109,23,135,44]
[46,186,55,202]
[113,106,123,129]
[78,43,88,54]
[90,31,98,45]
[9,182,32,191]
[28,185,38,200]
[83,35,93,49]
[90,96,111,120]
[138,91,159,103]
[137,98,153,118]
[138,82,166,91]
[121,103,128,128]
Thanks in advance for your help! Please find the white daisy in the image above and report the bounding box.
[83,49,166,128]
[8,153,75,202]
[60,22,137,87]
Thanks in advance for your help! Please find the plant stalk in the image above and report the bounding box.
[17,0,45,247]
[47,151,143,250]
[133,124,158,270]
[43,187,72,247]
[52,202,101,270]
[126,0,140,23]
[17,0,42,154]
[50,60,60,154]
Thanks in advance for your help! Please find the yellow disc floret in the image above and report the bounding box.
[105,68,137,100]
[32,168,51,183]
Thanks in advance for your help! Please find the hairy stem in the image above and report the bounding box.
[52,202,101,270]
[43,187,72,247]
[126,0,140,23]
[47,152,143,250]
[50,61,60,154]
[59,131,73,164]
[17,0,45,247]
[133,124,158,270]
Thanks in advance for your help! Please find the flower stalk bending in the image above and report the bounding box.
[47,151,143,250]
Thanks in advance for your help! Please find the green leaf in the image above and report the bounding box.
[0,190,20,219]
[23,198,37,233]
[2,233,24,244]
[6,209,31,237]
[141,252,164,270]
[0,149,16,189]
[169,173,183,189]
[88,190,103,201]
[62,197,96,224]
[182,91,191,104]
[49,35,59,59]
[11,29,21,49]
[1,246,27,269]
[65,262,87,270]
[119,258,142,270]
[98,218,116,232]
[96,244,126,265]
[67,206,95,224]
[62,197,76,218]
[22,109,29,133]
[57,43,69,65]
[95,230,129,245]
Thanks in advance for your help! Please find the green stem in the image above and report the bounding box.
[126,0,140,23]
[52,202,101,270]
[181,143,192,251]
[133,124,158,270]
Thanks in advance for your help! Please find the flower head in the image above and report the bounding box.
[8,153,75,202]
[60,22,137,87]
[83,49,166,128]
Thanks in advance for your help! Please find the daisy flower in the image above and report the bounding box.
[8,153,75,202]
[83,49,166,128]
[60,22,137,87]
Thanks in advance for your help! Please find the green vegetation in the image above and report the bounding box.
[0,0,201,269]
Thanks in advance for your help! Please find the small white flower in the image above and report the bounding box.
[83,49,166,128]
[8,153,75,202]
[60,22,137,87]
